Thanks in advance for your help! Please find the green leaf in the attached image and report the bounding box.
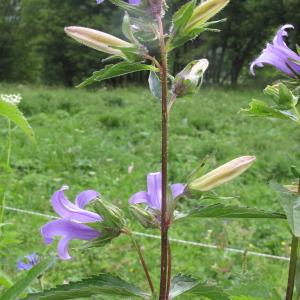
[108,0,144,15]
[0,270,13,289]
[175,204,285,222]
[241,99,298,122]
[231,297,263,300]
[148,71,162,100]
[24,273,149,299]
[77,62,157,88]
[0,257,55,300]
[271,182,300,237]
[172,0,196,32]
[169,274,230,299]
[0,100,34,141]
[122,12,139,45]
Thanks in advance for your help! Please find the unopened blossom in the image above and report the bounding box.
[129,172,185,211]
[96,0,141,4]
[17,253,39,271]
[189,156,256,191]
[0,94,22,106]
[64,26,133,56]
[41,186,102,260]
[251,25,300,77]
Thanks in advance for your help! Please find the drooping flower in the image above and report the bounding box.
[250,25,300,77]
[41,186,102,260]
[17,253,39,271]
[129,172,185,211]
[96,0,141,5]
[188,156,256,191]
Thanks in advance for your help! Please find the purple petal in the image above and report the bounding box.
[129,191,149,205]
[147,172,162,210]
[17,261,33,271]
[25,253,38,265]
[96,0,105,3]
[51,187,102,223]
[273,24,294,48]
[128,0,141,5]
[75,190,100,209]
[171,183,186,199]
[41,219,101,260]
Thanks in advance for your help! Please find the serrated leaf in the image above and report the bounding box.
[172,0,196,31]
[148,71,162,100]
[175,204,285,222]
[0,257,55,300]
[169,274,229,299]
[24,273,149,299]
[77,62,157,88]
[0,100,34,141]
[241,99,298,121]
[271,182,300,237]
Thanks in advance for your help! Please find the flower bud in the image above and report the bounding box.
[189,156,256,191]
[172,59,209,97]
[186,0,230,30]
[129,205,160,229]
[64,26,134,56]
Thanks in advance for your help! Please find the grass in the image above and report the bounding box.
[0,82,297,299]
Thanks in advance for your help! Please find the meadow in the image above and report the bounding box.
[0,83,297,298]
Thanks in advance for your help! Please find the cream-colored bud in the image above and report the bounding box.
[186,0,230,29]
[284,185,299,193]
[64,26,133,56]
[189,156,256,191]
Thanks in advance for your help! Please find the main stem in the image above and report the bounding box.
[156,14,170,300]
[285,179,300,300]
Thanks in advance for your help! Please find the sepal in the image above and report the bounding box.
[129,205,160,228]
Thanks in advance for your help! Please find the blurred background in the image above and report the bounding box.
[1,0,299,87]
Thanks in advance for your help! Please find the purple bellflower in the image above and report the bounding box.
[251,24,300,77]
[96,0,141,5]
[129,172,185,211]
[41,186,102,260]
[17,253,39,271]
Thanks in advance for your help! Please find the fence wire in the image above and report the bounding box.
[1,205,290,262]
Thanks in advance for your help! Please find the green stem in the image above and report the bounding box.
[129,233,155,295]
[286,235,299,300]
[293,106,300,124]
[0,120,12,225]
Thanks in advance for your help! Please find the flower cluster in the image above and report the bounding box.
[0,94,22,106]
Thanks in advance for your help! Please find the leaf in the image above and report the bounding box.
[148,71,162,100]
[108,0,144,15]
[231,297,263,300]
[0,100,34,141]
[0,257,55,300]
[0,270,13,289]
[171,0,196,32]
[169,274,230,299]
[271,182,300,237]
[175,204,285,222]
[241,99,298,122]
[77,62,157,88]
[24,273,149,299]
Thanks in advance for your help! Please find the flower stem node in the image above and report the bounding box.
[172,59,209,97]
[188,156,256,192]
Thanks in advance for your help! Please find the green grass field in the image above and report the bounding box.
[0,83,297,298]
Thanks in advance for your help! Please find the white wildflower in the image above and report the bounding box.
[0,94,22,106]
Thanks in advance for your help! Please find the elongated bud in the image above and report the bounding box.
[129,205,160,229]
[189,156,256,191]
[172,59,209,97]
[64,26,133,56]
[186,0,229,30]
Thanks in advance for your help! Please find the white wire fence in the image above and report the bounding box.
[1,205,290,262]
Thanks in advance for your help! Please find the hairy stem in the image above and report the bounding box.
[156,13,170,300]
[130,233,155,295]
[285,179,300,300]
[166,241,172,298]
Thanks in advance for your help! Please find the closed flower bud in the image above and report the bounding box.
[129,205,160,229]
[64,26,134,56]
[189,156,256,191]
[186,0,230,30]
[172,59,209,97]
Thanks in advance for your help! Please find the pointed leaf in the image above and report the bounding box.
[175,204,285,222]
[77,62,157,88]
[24,273,149,299]
[0,270,13,289]
[169,274,229,299]
[172,0,196,31]
[0,100,34,141]
[1,257,55,300]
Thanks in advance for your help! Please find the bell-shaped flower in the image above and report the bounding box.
[251,25,300,77]
[41,186,102,260]
[64,26,134,56]
[17,253,39,271]
[189,156,256,191]
[129,172,185,211]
